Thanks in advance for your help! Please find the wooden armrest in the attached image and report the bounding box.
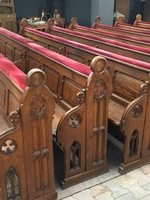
[52,104,66,134]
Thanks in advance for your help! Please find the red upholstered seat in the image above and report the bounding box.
[51,26,150,54]
[26,42,91,76]
[0,27,34,45]
[26,27,150,70]
[0,54,26,90]
[97,23,150,36]
[74,25,150,44]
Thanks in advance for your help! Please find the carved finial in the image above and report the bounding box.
[134,14,142,25]
[136,14,142,22]
[114,15,123,27]
[26,68,46,88]
[92,16,101,29]
[69,17,78,30]
[46,18,54,33]
[19,19,29,36]
[90,56,107,73]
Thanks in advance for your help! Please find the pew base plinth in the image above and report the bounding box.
[59,165,109,189]
[118,157,150,174]
[35,192,57,200]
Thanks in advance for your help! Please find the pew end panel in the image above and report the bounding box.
[55,56,111,189]
[108,72,148,174]
[0,58,57,200]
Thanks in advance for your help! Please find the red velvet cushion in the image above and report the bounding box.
[50,26,150,70]
[0,27,34,45]
[26,42,91,76]
[51,26,150,54]
[97,23,150,36]
[0,54,26,90]
[118,22,150,31]
[134,23,150,30]
[75,25,150,44]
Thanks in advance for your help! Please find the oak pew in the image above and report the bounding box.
[114,15,150,33]
[0,28,112,188]
[0,27,35,72]
[69,22,150,50]
[6,25,150,172]
[44,24,150,64]
[134,14,150,28]
[93,18,150,41]
[0,54,57,200]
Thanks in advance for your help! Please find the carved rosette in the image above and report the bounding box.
[0,140,17,155]
[31,95,46,120]
[94,80,106,100]
[132,104,143,118]
[69,114,82,128]
[33,148,49,160]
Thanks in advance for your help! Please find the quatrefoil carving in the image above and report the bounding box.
[69,114,82,128]
[0,140,17,155]
[132,105,143,118]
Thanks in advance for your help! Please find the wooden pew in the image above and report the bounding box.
[134,14,150,28]
[42,24,150,64]
[0,54,57,200]
[0,28,112,188]
[93,17,150,41]
[1,27,150,177]
[68,22,150,50]
[114,15,150,33]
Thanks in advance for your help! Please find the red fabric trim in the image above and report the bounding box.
[75,25,150,44]
[51,26,150,54]
[0,54,26,90]
[97,23,150,36]
[118,22,150,31]
[30,26,150,70]
[0,27,34,45]
[138,21,150,25]
[26,42,91,76]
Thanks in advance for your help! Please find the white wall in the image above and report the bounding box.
[91,0,115,26]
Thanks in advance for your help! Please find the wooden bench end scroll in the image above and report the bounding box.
[56,56,111,189]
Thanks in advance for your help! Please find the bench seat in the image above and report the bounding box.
[108,100,125,126]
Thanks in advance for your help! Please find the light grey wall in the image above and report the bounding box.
[91,0,114,26]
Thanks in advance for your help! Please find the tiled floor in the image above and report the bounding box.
[55,141,150,200]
